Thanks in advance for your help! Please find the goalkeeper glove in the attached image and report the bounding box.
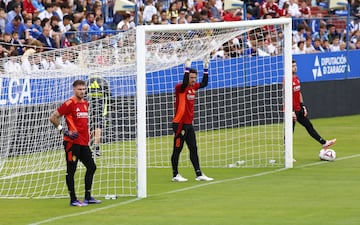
[58,125,78,139]
[184,58,192,71]
[203,58,209,73]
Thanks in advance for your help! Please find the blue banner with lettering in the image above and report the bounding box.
[1,50,359,106]
[293,50,360,82]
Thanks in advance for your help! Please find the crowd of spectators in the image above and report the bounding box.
[0,0,359,61]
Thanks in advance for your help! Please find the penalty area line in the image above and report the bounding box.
[29,153,360,225]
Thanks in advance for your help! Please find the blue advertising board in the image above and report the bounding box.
[0,50,359,106]
[293,50,360,82]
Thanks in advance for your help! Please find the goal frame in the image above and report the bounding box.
[136,18,293,198]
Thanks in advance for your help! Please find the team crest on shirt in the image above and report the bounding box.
[187,89,196,100]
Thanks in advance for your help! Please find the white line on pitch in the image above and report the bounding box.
[29,154,360,225]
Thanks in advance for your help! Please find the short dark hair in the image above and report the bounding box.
[189,68,197,74]
[73,80,86,87]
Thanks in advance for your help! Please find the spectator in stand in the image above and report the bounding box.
[186,14,193,23]
[330,36,341,52]
[177,8,188,23]
[199,9,210,23]
[245,1,261,19]
[246,8,256,20]
[73,0,87,23]
[85,0,94,12]
[32,0,45,14]
[312,23,328,42]
[155,2,163,18]
[293,40,306,54]
[55,2,70,23]
[304,36,315,53]
[299,1,311,19]
[150,14,160,25]
[209,0,223,22]
[223,8,242,21]
[93,1,103,19]
[0,44,11,58]
[350,29,360,46]
[24,17,34,39]
[310,13,326,34]
[143,0,157,25]
[4,51,22,73]
[159,10,170,24]
[339,42,346,51]
[288,0,301,17]
[117,13,131,31]
[293,23,306,44]
[170,15,178,24]
[11,31,24,55]
[313,37,324,52]
[260,0,279,19]
[304,26,312,40]
[80,23,92,43]
[30,17,42,39]
[327,24,340,44]
[78,12,97,33]
[350,16,360,33]
[279,1,290,17]
[351,0,360,20]
[91,16,107,39]
[0,8,6,34]
[38,3,55,21]
[23,0,38,16]
[37,25,57,51]
[167,2,178,21]
[38,3,52,20]
[322,39,330,52]
[50,15,62,48]
[6,2,23,24]
[354,39,360,49]
[5,15,28,43]
[59,15,74,34]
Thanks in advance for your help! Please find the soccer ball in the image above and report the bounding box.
[319,149,336,161]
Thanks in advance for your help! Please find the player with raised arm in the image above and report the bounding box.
[291,60,336,160]
[49,80,101,206]
[87,75,111,157]
[171,58,214,182]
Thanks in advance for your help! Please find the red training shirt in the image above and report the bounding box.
[292,74,301,111]
[57,96,90,146]
[173,83,201,125]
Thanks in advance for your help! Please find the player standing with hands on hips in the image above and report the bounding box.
[49,80,101,206]
[171,58,214,182]
[291,60,336,160]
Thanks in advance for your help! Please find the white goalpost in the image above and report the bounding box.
[0,18,292,199]
[136,18,293,197]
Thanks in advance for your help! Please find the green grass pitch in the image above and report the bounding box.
[1,114,360,225]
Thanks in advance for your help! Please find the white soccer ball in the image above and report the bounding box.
[319,149,336,161]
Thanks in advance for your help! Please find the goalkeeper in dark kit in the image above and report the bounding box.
[87,75,111,157]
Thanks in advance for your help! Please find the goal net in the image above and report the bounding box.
[0,18,292,199]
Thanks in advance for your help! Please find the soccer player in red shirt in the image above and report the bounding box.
[49,80,101,206]
[291,60,336,160]
[171,59,213,182]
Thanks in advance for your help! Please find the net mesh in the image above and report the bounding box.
[0,22,287,198]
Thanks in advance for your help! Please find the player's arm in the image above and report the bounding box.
[299,92,308,117]
[200,58,209,88]
[49,110,78,139]
[180,58,191,90]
